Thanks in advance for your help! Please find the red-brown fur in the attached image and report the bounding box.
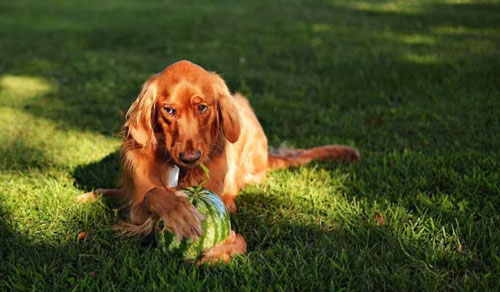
[78,60,360,263]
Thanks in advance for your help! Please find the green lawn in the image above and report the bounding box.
[1,0,499,290]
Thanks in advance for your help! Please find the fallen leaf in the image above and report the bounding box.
[374,212,385,225]
[364,116,383,126]
[77,231,90,240]
[88,271,98,278]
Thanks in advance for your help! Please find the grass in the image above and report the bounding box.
[0,0,499,290]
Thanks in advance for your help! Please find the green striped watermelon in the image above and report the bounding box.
[155,186,231,262]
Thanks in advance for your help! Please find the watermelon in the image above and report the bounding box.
[155,186,231,262]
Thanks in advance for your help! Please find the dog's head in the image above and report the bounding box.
[125,60,241,168]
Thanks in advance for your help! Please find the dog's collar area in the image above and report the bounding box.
[166,164,180,187]
[172,164,190,184]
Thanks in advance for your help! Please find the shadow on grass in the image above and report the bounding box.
[73,150,121,192]
[0,138,51,171]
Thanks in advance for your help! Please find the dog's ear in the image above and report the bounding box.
[125,76,158,147]
[214,75,241,143]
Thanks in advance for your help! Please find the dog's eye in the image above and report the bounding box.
[198,104,208,113]
[164,107,176,116]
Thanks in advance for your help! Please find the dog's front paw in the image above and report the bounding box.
[151,189,205,240]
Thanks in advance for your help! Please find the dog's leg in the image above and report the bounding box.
[197,231,247,265]
[76,188,122,204]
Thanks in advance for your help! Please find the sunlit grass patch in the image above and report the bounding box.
[404,53,440,64]
[397,34,436,45]
[335,0,424,14]
[432,25,500,36]
[0,107,120,170]
[0,75,53,107]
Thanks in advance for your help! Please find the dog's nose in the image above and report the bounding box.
[179,150,201,164]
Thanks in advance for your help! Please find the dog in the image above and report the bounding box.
[78,60,360,263]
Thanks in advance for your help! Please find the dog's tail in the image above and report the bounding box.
[267,144,360,170]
